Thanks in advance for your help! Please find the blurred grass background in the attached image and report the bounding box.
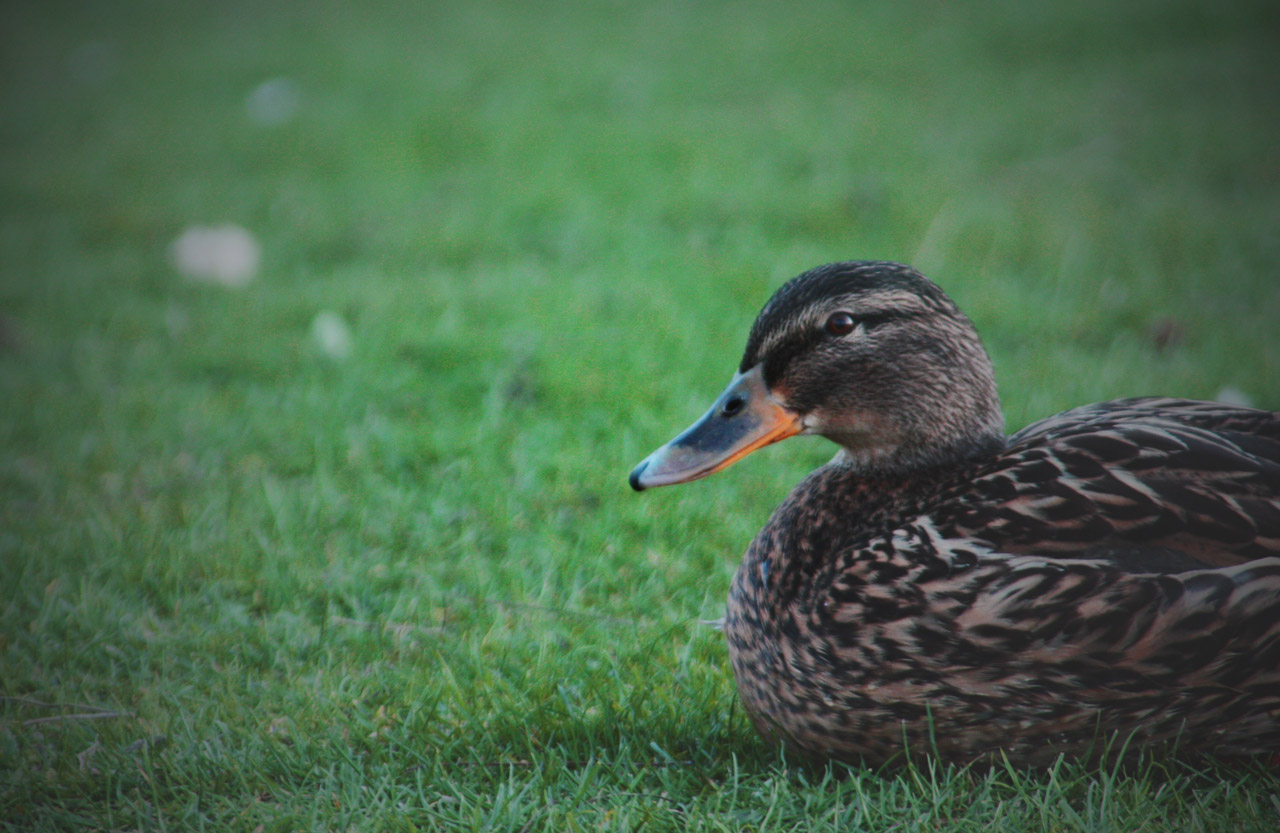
[2,0,1279,829]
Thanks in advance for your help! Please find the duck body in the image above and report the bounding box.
[631,262,1280,766]
[728,399,1280,766]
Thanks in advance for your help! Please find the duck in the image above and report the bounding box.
[629,260,1280,767]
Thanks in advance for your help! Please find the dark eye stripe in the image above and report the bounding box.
[846,309,913,331]
[762,308,926,386]
[754,309,923,386]
[819,309,916,338]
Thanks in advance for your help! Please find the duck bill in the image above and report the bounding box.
[629,364,802,491]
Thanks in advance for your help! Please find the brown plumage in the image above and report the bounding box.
[630,261,1280,767]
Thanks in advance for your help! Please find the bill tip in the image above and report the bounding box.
[628,461,648,492]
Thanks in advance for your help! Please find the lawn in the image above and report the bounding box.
[3,0,1280,829]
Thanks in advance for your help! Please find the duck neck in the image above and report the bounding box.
[829,427,1007,478]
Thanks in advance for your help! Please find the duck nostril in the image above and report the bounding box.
[722,395,746,417]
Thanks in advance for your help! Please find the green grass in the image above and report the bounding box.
[3,0,1280,829]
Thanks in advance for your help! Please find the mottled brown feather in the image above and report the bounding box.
[726,406,1280,765]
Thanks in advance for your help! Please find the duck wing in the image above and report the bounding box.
[910,553,1280,759]
[941,398,1280,569]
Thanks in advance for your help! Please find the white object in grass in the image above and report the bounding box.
[1216,386,1255,409]
[311,311,353,360]
[171,224,261,288]
[246,77,300,126]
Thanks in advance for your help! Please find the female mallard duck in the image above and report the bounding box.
[629,261,1280,767]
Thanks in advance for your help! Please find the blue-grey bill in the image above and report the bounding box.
[629,364,801,491]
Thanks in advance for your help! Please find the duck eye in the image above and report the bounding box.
[824,312,856,336]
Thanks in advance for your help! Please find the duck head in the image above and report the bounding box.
[629,261,1004,490]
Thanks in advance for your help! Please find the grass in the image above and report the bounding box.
[2,0,1280,829]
